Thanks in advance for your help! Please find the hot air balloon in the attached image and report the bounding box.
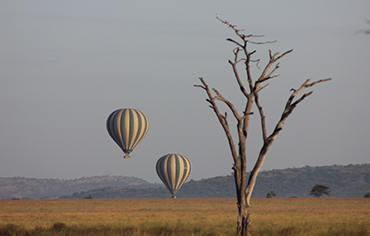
[106,108,149,159]
[156,153,192,198]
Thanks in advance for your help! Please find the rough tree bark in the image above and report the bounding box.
[194,16,331,236]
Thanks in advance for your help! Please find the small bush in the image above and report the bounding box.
[266,191,276,198]
[52,222,67,232]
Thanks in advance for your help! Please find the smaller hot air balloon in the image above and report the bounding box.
[156,153,192,198]
[106,108,149,159]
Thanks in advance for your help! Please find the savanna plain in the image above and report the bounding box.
[0,198,369,236]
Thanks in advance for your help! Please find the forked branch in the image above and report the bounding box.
[256,49,293,84]
[245,77,332,206]
[194,77,239,163]
[216,15,276,45]
[228,48,249,98]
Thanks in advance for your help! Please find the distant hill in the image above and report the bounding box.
[61,164,370,199]
[0,175,157,199]
[178,163,370,198]
[246,164,370,198]
[1,164,369,199]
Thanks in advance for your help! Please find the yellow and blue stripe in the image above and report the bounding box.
[156,153,192,196]
[106,108,149,156]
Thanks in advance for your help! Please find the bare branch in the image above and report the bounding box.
[193,84,206,90]
[229,48,250,98]
[275,49,293,61]
[287,78,331,107]
[269,50,278,59]
[256,49,293,85]
[216,15,246,40]
[254,93,267,142]
[217,15,277,46]
[213,88,243,120]
[249,50,257,56]
[306,78,332,87]
[249,40,277,45]
[258,64,280,83]
[227,38,243,48]
[245,77,331,206]
[252,59,261,70]
[223,112,229,127]
[195,77,239,163]
[255,83,269,93]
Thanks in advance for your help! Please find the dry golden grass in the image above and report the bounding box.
[250,198,370,235]
[0,198,369,235]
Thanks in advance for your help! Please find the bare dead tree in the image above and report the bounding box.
[194,16,331,236]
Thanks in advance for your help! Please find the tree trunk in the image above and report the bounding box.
[237,204,251,236]
[234,156,250,236]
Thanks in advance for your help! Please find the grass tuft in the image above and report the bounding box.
[52,222,67,232]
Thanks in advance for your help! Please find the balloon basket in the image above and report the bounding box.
[171,196,176,199]
[124,156,131,159]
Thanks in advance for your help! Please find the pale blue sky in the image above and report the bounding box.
[1,1,369,183]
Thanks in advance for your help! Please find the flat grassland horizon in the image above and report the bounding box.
[0,198,369,236]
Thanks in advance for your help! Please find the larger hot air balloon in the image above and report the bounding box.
[156,153,192,198]
[106,108,149,159]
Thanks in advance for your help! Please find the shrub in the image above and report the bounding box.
[84,194,94,199]
[52,222,67,232]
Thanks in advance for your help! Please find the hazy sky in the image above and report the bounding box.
[1,1,369,183]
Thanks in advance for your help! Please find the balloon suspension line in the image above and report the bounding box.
[124,153,131,159]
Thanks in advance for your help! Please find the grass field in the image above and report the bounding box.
[0,198,369,236]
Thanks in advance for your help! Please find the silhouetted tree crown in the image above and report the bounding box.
[310,184,330,198]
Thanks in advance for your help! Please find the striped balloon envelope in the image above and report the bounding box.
[156,153,192,197]
[106,108,149,159]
